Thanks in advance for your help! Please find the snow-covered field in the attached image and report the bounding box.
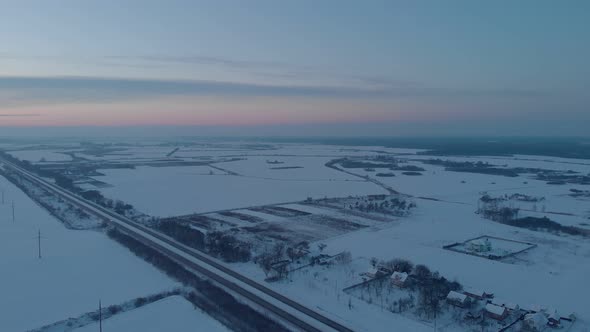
[320,198,590,329]
[8,149,73,163]
[95,163,383,217]
[74,296,229,332]
[0,176,179,331]
[3,140,590,331]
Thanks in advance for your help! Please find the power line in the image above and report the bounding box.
[37,230,42,259]
[99,299,103,332]
[33,230,46,259]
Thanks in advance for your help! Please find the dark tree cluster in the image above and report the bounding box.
[157,221,205,250]
[481,206,520,223]
[370,258,462,319]
[206,231,252,263]
[107,228,289,332]
[506,216,589,237]
[350,197,415,215]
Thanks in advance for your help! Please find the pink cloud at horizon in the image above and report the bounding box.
[0,95,507,127]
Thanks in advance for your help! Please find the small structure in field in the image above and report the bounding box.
[444,235,536,261]
[390,271,408,288]
[447,291,470,308]
[485,303,508,321]
[469,237,492,252]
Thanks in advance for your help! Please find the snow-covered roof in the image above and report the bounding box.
[548,310,560,321]
[504,303,519,310]
[528,304,548,313]
[447,291,467,302]
[524,313,546,329]
[485,304,506,316]
[391,271,408,282]
[464,288,485,297]
[492,299,519,310]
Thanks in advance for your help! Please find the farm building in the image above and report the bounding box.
[504,303,520,312]
[527,304,548,313]
[491,299,520,312]
[522,312,546,331]
[446,291,470,308]
[548,311,561,327]
[485,303,508,321]
[362,266,390,279]
[390,271,408,288]
[463,288,493,300]
[468,238,492,252]
[363,267,378,278]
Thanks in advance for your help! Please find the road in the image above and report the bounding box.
[0,158,355,332]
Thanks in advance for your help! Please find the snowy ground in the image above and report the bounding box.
[74,296,230,332]
[7,149,73,163]
[320,200,590,328]
[0,176,180,331]
[3,140,590,331]
[95,163,383,217]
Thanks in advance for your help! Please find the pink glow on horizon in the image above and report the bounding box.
[0,95,494,127]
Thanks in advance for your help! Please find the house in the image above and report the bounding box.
[491,299,520,312]
[363,267,379,279]
[547,311,560,327]
[504,303,520,312]
[362,265,391,279]
[522,312,546,331]
[390,271,408,287]
[485,303,508,321]
[527,304,548,314]
[463,288,492,300]
[447,290,470,308]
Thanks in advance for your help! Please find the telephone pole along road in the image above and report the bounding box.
[0,158,354,332]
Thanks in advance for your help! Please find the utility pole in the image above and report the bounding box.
[99,300,103,332]
[38,230,42,259]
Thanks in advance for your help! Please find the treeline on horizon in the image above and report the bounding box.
[251,136,590,160]
[1,135,589,160]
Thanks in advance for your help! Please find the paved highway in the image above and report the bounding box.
[0,158,355,332]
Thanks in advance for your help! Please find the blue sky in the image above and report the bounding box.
[0,0,588,136]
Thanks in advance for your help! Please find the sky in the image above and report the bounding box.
[0,0,588,136]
